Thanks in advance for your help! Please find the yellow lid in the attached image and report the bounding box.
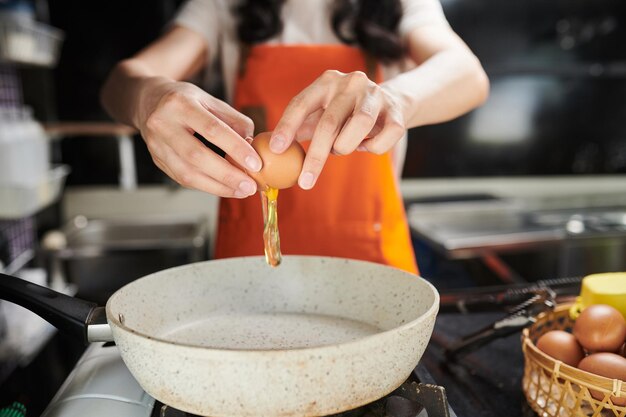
[570,272,626,319]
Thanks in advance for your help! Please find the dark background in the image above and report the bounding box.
[24,0,184,185]
[404,0,626,177]
[30,0,626,185]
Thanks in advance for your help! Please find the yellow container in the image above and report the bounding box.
[570,272,626,319]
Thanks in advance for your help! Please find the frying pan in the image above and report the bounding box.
[0,256,438,417]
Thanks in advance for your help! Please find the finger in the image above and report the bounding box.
[150,129,257,196]
[183,130,257,195]
[359,109,406,155]
[333,92,382,155]
[295,108,323,141]
[298,94,356,190]
[152,153,222,195]
[270,81,330,153]
[202,96,254,139]
[183,103,263,173]
[145,122,258,196]
[154,144,248,198]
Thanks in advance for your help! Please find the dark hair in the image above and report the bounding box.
[236,0,405,62]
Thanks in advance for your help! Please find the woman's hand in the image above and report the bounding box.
[269,70,409,190]
[135,78,263,198]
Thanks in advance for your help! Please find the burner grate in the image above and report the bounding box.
[153,364,454,417]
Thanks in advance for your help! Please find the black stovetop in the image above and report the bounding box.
[422,311,539,417]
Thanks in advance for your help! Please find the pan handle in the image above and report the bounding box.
[0,273,111,344]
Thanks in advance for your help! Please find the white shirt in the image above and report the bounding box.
[174,0,448,101]
[173,0,449,176]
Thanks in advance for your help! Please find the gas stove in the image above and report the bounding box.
[42,343,456,417]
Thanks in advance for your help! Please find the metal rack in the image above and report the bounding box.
[0,15,63,68]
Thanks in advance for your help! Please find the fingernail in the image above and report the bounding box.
[234,190,246,198]
[299,172,315,189]
[245,136,254,144]
[356,145,367,152]
[270,135,286,153]
[245,156,262,172]
[239,181,256,195]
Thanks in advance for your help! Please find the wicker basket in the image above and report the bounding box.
[522,304,626,417]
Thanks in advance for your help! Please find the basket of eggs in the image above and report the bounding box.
[522,273,626,417]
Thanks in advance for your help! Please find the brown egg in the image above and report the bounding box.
[247,132,305,190]
[536,330,585,367]
[578,353,626,405]
[574,304,626,353]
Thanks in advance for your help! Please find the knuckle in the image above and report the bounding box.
[318,114,339,134]
[230,154,249,170]
[218,189,235,198]
[332,143,352,156]
[145,114,163,132]
[368,143,387,155]
[238,115,254,132]
[161,90,184,109]
[145,140,162,158]
[356,93,380,119]
[322,112,340,127]
[229,141,249,159]
[321,69,342,81]
[220,171,238,187]
[288,94,307,112]
[306,154,326,170]
[347,71,368,87]
[185,148,204,164]
[177,171,194,188]
[202,118,219,136]
[356,104,375,120]
[229,112,254,134]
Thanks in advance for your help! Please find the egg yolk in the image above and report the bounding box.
[247,132,305,267]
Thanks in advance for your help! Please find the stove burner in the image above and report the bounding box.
[528,208,626,234]
[152,365,453,417]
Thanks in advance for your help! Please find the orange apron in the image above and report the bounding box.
[215,44,418,274]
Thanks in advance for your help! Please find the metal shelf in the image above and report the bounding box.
[0,17,64,68]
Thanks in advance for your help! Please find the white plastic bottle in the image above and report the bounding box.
[0,107,49,185]
[21,107,50,181]
[0,108,22,183]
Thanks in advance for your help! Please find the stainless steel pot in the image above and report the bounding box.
[0,256,439,417]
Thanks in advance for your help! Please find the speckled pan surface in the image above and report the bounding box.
[106,256,439,417]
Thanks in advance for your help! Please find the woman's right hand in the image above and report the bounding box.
[135,78,262,198]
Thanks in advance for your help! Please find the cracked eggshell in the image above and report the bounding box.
[247,132,305,190]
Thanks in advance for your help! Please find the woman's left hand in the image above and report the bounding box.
[269,70,409,190]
